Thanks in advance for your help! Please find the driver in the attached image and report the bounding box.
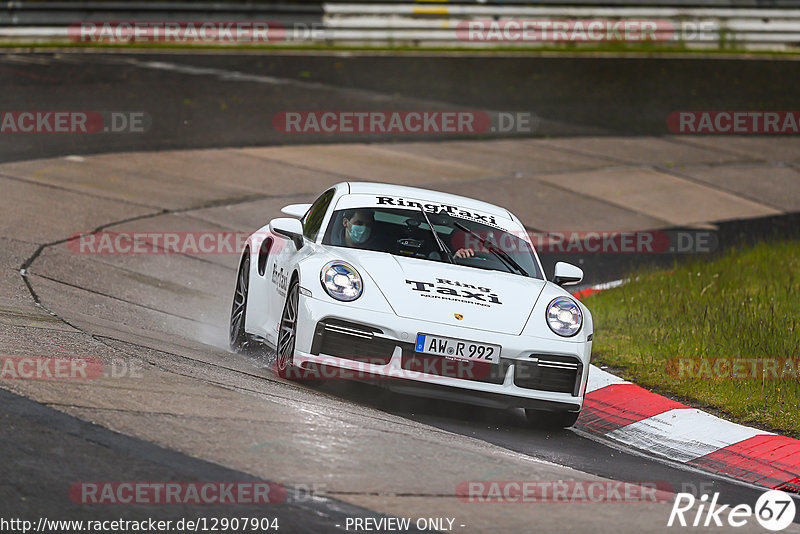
[341,207,475,259]
[454,247,474,259]
[341,208,377,248]
[449,225,475,259]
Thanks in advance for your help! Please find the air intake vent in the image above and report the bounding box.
[514,355,582,395]
[311,319,395,365]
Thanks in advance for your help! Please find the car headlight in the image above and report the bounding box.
[546,297,582,337]
[320,261,363,301]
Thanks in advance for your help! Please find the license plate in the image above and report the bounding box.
[414,333,500,364]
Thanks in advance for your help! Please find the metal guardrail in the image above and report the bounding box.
[1,2,799,50]
[323,4,800,48]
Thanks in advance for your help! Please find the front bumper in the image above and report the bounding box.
[291,293,590,412]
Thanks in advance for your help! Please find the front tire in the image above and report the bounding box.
[229,252,250,352]
[275,279,300,379]
[525,409,580,429]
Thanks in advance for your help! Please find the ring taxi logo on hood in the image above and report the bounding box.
[405,278,502,305]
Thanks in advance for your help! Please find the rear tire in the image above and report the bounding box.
[525,409,580,429]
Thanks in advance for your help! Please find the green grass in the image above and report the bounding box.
[585,238,800,437]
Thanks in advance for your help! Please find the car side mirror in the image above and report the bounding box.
[553,262,583,286]
[281,203,312,218]
[269,218,304,250]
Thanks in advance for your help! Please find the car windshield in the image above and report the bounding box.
[322,207,542,279]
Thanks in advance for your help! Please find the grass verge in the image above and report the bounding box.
[584,238,800,437]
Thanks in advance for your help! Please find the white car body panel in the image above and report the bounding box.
[349,251,545,336]
[235,182,592,412]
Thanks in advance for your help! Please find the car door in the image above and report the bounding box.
[262,189,335,344]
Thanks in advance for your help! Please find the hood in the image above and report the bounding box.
[340,251,546,336]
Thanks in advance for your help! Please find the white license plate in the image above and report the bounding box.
[414,333,500,364]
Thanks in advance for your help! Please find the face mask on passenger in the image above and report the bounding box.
[349,224,371,244]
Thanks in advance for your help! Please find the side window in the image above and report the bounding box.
[302,189,335,241]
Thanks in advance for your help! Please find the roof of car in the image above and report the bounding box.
[344,182,512,220]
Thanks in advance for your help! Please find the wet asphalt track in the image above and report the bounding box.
[1,50,799,531]
[3,50,800,162]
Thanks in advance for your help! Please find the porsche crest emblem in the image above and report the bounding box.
[454,314,463,320]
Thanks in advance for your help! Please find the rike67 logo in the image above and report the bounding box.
[668,490,796,531]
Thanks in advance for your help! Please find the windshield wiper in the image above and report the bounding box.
[419,207,455,264]
[452,221,527,276]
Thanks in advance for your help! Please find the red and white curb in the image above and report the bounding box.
[571,279,625,300]
[580,365,800,492]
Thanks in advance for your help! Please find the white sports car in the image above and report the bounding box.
[229,182,592,428]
